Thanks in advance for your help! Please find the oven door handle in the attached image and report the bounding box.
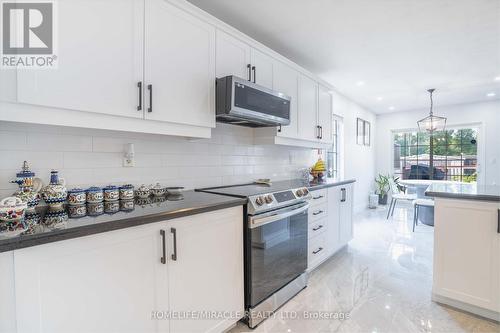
[249,203,309,229]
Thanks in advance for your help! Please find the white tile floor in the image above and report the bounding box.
[230,205,500,333]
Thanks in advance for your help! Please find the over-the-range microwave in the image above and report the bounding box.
[215,75,291,127]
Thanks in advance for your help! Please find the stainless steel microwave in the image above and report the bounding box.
[215,75,291,127]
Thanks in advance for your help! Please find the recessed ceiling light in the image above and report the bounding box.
[486,92,496,97]
[388,106,395,111]
[356,81,365,86]
[376,96,383,101]
[495,77,500,81]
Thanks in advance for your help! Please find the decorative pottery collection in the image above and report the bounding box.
[0,161,185,236]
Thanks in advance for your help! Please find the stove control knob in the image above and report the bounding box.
[265,195,273,204]
[296,189,304,197]
[255,196,264,206]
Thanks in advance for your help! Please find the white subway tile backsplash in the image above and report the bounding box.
[0,122,315,192]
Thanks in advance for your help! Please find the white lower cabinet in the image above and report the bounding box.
[307,184,354,271]
[433,198,500,317]
[13,206,244,333]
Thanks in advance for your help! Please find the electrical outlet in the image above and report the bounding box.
[123,157,135,167]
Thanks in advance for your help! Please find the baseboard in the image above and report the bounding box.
[432,293,500,322]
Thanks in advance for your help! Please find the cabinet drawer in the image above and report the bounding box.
[309,189,327,205]
[308,218,327,239]
[309,202,327,222]
[308,233,328,270]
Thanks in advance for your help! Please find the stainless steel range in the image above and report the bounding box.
[197,181,311,328]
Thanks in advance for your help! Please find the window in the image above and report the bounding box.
[327,116,343,178]
[393,127,478,182]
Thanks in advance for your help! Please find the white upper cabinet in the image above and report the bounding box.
[273,61,298,138]
[16,0,144,118]
[250,48,273,89]
[215,30,251,80]
[298,74,318,141]
[0,70,17,103]
[318,84,333,144]
[145,0,216,128]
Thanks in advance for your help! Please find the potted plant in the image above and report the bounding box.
[374,174,390,205]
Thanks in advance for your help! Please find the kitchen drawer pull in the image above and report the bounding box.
[247,64,251,81]
[252,66,256,83]
[316,125,320,139]
[278,124,282,133]
[160,229,166,264]
[171,227,177,261]
[341,188,346,202]
[313,247,323,254]
[319,126,323,139]
[312,225,323,231]
[147,84,153,113]
[497,209,500,233]
[137,81,142,111]
[312,195,324,200]
[312,210,323,216]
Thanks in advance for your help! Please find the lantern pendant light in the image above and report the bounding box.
[417,89,447,132]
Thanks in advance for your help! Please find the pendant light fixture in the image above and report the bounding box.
[417,89,447,132]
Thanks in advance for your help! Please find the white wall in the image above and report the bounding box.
[333,92,377,213]
[0,122,316,198]
[375,100,500,186]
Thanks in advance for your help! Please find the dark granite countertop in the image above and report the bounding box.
[425,183,500,202]
[0,191,246,253]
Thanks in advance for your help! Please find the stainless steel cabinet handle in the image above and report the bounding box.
[147,84,152,113]
[319,126,323,139]
[312,195,324,200]
[160,230,166,264]
[313,247,323,254]
[171,228,177,261]
[312,225,323,231]
[313,210,323,216]
[341,188,346,202]
[247,64,251,81]
[251,66,256,83]
[137,81,142,111]
[316,125,320,139]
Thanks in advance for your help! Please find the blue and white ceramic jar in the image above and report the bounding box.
[119,184,134,200]
[41,170,67,209]
[67,188,86,205]
[86,187,103,203]
[103,185,119,201]
[119,199,135,212]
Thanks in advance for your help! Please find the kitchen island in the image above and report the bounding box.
[425,183,500,322]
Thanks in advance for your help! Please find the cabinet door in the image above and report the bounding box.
[327,186,342,254]
[298,74,318,141]
[167,207,244,333]
[0,69,16,102]
[433,199,500,312]
[273,61,298,139]
[0,251,16,333]
[145,0,215,128]
[250,48,273,89]
[14,224,169,333]
[318,85,333,144]
[339,184,354,244]
[16,0,144,118]
[216,30,251,80]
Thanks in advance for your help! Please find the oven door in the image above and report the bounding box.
[247,202,309,307]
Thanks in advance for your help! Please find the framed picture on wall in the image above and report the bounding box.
[356,118,371,146]
[364,121,371,146]
[356,118,364,145]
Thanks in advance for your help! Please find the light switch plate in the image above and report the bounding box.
[123,158,135,167]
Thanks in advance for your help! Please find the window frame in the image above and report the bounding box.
[391,123,483,183]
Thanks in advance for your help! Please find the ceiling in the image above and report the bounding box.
[187,0,500,114]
